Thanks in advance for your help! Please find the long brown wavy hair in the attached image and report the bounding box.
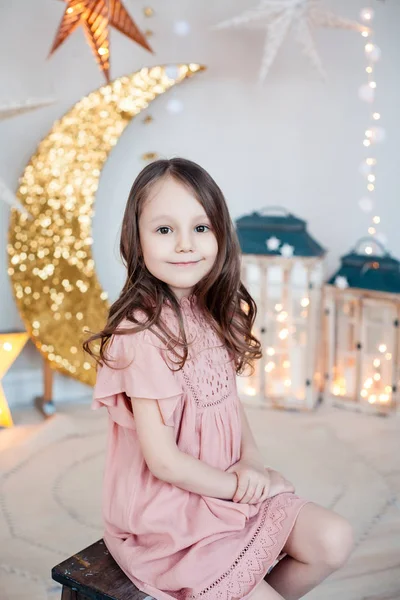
[83,157,262,374]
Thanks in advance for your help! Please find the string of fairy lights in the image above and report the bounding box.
[358,7,386,255]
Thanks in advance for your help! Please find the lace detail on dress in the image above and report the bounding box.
[182,370,230,408]
[162,299,235,410]
[174,494,306,600]
[181,319,234,408]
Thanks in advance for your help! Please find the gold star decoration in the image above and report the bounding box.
[49,0,154,82]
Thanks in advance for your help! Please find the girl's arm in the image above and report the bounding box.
[159,450,238,500]
[131,394,237,500]
[237,400,265,464]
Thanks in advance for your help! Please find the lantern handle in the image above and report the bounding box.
[352,236,389,257]
[258,206,290,216]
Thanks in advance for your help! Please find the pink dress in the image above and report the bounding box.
[91,296,311,600]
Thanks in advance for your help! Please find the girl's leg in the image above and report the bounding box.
[264,502,354,600]
[246,580,285,600]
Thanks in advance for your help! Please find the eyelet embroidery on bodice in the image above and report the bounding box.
[161,300,235,410]
[182,370,230,408]
[180,309,234,409]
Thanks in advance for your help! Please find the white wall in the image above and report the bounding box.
[1,0,399,406]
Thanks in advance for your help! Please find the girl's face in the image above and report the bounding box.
[138,177,218,300]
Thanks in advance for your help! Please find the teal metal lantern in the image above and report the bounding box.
[235,207,326,411]
[324,237,400,416]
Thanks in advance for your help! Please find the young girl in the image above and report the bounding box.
[84,157,354,600]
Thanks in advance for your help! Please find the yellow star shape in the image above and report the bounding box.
[0,333,29,428]
[49,0,154,82]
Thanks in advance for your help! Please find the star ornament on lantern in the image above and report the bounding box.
[266,236,281,251]
[335,275,349,290]
[280,243,295,258]
[213,0,368,82]
[49,0,154,82]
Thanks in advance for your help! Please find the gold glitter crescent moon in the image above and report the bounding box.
[7,64,205,387]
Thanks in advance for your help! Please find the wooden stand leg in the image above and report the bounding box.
[61,587,79,599]
[34,357,56,418]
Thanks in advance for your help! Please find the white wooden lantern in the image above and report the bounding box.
[324,238,400,416]
[235,208,326,411]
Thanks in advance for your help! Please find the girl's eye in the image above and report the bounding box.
[156,225,210,235]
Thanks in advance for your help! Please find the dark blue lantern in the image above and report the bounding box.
[327,238,400,295]
[235,207,326,258]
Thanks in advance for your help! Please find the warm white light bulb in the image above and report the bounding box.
[365,43,374,53]
[368,227,376,235]
[277,311,288,322]
[367,174,376,182]
[365,246,373,254]
[369,81,377,89]
[363,140,371,147]
[360,8,374,22]
[245,387,257,396]
[373,215,380,224]
[367,183,375,191]
[366,66,373,74]
[373,112,381,120]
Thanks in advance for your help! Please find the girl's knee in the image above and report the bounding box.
[317,515,354,570]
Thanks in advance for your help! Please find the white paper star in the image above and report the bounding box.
[0,179,28,215]
[280,243,295,258]
[266,236,281,251]
[0,98,54,213]
[213,0,366,82]
[335,275,349,290]
[0,97,55,121]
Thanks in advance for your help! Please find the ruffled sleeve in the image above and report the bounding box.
[91,329,183,429]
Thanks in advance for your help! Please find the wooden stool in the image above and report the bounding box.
[51,538,155,600]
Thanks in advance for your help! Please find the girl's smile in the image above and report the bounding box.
[168,260,202,267]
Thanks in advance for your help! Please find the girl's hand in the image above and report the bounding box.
[227,460,296,504]
[227,458,271,505]
[267,468,296,497]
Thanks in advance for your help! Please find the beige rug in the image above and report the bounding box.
[0,400,399,600]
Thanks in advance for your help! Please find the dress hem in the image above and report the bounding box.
[104,498,312,600]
